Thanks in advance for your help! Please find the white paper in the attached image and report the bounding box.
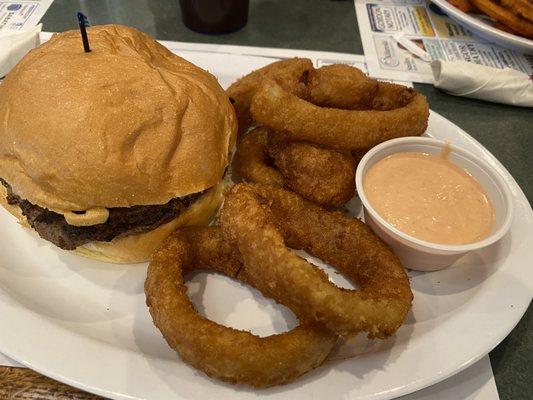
[354,0,533,83]
[0,0,53,31]
[431,60,533,106]
[0,350,498,398]
[400,356,499,399]
[0,23,41,77]
[0,351,21,367]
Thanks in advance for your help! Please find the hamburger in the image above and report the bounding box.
[0,25,237,263]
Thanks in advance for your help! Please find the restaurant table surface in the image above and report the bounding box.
[1,0,531,399]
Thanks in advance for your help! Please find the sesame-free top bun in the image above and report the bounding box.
[0,24,236,213]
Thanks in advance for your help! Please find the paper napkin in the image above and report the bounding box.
[0,24,42,78]
[431,60,533,107]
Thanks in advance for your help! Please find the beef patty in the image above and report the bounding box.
[0,178,204,250]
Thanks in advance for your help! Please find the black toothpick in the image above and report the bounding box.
[77,12,91,53]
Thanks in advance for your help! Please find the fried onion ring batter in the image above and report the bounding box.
[227,58,313,135]
[268,139,356,207]
[233,127,356,207]
[221,184,413,338]
[232,127,285,188]
[307,64,379,110]
[251,79,429,151]
[145,226,338,388]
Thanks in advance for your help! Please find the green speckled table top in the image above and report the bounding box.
[11,0,533,399]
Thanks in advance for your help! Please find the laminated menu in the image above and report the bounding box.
[354,0,533,83]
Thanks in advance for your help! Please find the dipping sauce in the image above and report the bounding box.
[363,152,494,245]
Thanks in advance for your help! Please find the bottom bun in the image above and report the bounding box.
[75,184,223,263]
[0,184,223,264]
[0,185,30,228]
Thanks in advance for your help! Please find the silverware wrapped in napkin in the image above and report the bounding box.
[431,60,533,107]
[392,33,532,107]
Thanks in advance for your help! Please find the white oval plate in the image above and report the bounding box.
[431,0,533,54]
[0,55,532,400]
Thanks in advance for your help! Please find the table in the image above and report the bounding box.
[1,0,531,399]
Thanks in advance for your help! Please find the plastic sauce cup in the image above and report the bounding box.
[355,137,514,271]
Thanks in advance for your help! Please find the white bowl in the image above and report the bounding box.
[355,137,514,271]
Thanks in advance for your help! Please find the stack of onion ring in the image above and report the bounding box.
[145,226,338,388]
[145,184,413,387]
[250,77,429,151]
[228,59,429,207]
[227,60,429,142]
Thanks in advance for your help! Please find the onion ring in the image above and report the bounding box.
[307,64,379,110]
[233,127,356,207]
[232,127,285,188]
[221,184,413,338]
[227,58,313,135]
[250,79,429,151]
[145,226,338,387]
[267,137,356,207]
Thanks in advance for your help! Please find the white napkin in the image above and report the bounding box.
[431,60,533,107]
[0,24,42,78]
[0,350,499,398]
[0,352,20,367]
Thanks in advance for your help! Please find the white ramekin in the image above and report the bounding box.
[355,137,514,271]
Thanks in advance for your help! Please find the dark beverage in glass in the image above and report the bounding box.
[179,0,249,34]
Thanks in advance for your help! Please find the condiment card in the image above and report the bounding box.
[354,0,533,83]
